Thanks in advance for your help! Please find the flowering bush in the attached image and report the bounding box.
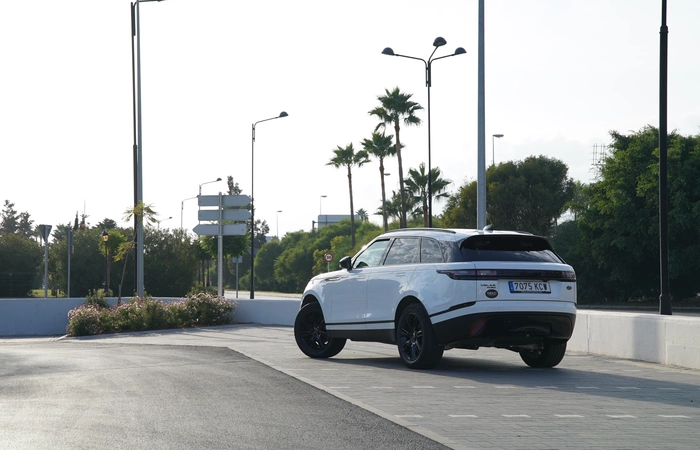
[66,293,237,337]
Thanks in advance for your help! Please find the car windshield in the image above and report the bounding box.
[459,235,563,263]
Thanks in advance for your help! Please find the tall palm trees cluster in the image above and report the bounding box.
[327,87,451,246]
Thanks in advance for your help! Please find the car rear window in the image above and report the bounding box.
[459,235,563,263]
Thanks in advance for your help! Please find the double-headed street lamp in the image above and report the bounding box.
[180,178,222,230]
[250,111,288,299]
[492,134,504,166]
[131,0,166,298]
[382,37,466,227]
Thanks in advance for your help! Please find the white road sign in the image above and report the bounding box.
[193,223,247,236]
[198,209,251,222]
[198,195,251,207]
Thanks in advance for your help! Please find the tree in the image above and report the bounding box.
[375,190,412,224]
[1,200,19,235]
[404,163,452,227]
[115,202,158,300]
[0,233,42,297]
[369,87,423,228]
[570,127,700,302]
[327,143,370,248]
[356,208,369,222]
[443,156,573,236]
[362,131,396,231]
[143,227,199,297]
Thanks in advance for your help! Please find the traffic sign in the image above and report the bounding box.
[323,253,333,262]
[38,224,52,243]
[193,223,247,236]
[198,209,251,222]
[198,195,251,207]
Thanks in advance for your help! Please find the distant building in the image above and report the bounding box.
[316,214,360,231]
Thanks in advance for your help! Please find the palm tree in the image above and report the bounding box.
[369,87,423,228]
[356,208,369,222]
[327,143,370,248]
[375,190,414,225]
[404,163,452,227]
[361,132,396,231]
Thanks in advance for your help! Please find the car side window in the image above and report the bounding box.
[383,238,420,266]
[353,239,390,268]
[421,238,443,263]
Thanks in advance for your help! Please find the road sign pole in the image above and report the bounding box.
[218,193,223,297]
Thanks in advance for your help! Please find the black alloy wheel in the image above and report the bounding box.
[520,340,567,368]
[294,302,346,358]
[397,303,443,369]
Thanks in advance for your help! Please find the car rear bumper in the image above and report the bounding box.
[432,305,576,348]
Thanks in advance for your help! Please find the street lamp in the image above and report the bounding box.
[199,177,222,195]
[276,210,283,240]
[250,111,288,299]
[157,216,172,230]
[101,230,109,292]
[382,37,466,228]
[320,195,327,215]
[492,134,504,166]
[180,196,197,230]
[131,0,166,298]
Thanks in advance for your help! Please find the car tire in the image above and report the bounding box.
[397,303,444,369]
[520,340,567,368]
[294,302,346,358]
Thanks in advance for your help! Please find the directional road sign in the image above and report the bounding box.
[193,223,247,236]
[198,195,251,207]
[198,209,251,222]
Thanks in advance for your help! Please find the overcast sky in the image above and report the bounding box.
[2,1,698,239]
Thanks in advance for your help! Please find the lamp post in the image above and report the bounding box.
[276,210,283,240]
[382,37,466,228]
[491,134,504,166]
[320,195,327,215]
[250,111,288,299]
[101,230,109,292]
[157,216,172,230]
[199,177,222,195]
[180,196,197,230]
[131,0,166,298]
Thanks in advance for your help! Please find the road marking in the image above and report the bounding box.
[576,386,599,389]
[454,386,477,389]
[616,387,641,390]
[355,368,374,371]
[622,369,641,372]
[555,415,584,418]
[449,415,479,418]
[502,414,531,418]
[658,415,690,418]
[494,385,517,389]
[321,368,338,371]
[606,415,637,418]
[535,386,559,389]
[412,386,435,389]
[658,387,681,391]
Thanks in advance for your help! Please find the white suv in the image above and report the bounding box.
[294,228,577,369]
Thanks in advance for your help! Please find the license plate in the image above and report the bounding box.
[508,281,551,294]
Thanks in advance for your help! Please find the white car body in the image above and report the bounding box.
[295,228,577,369]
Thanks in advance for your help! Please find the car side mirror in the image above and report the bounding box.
[339,256,352,270]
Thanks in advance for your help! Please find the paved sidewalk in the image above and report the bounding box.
[65,325,700,450]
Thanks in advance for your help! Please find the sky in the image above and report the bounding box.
[2,1,699,240]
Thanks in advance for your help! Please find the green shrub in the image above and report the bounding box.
[85,289,110,309]
[66,293,236,337]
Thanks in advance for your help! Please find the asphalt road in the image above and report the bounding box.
[0,341,446,450]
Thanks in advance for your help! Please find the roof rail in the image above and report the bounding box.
[383,228,456,234]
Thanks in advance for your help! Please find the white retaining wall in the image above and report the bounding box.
[2,299,699,371]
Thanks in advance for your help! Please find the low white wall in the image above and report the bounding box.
[2,299,699,370]
[568,310,700,370]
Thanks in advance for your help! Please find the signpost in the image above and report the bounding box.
[324,252,333,272]
[193,194,250,296]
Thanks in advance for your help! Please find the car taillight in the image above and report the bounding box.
[438,268,577,281]
[436,269,476,280]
